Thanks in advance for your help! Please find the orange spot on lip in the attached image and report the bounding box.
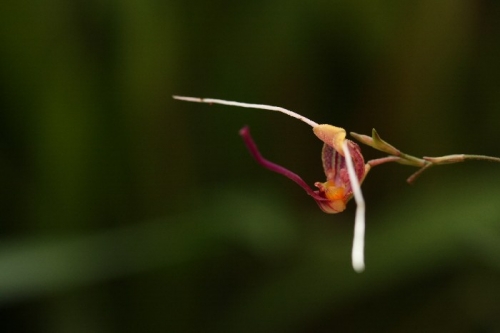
[314,181,348,213]
[323,181,346,201]
[315,180,345,201]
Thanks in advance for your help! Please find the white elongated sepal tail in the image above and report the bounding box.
[172,95,319,128]
[343,140,366,273]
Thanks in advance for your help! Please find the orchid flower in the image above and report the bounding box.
[174,95,500,273]
[173,96,369,272]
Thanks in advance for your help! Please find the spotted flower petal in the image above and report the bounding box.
[313,140,367,213]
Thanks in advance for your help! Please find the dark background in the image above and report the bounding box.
[1,1,500,332]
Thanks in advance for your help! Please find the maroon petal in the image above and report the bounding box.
[321,141,365,194]
[239,126,328,202]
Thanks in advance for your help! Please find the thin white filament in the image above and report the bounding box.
[342,140,366,273]
[173,95,319,128]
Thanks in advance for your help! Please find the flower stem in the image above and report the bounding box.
[406,163,433,184]
[352,128,500,183]
[464,155,500,163]
[367,156,404,167]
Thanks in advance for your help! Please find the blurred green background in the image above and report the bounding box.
[1,0,500,332]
